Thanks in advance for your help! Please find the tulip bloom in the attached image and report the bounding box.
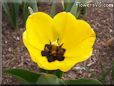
[23,12,96,72]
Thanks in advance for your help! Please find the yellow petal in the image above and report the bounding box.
[53,12,96,71]
[59,37,95,72]
[26,12,57,50]
[64,37,94,57]
[23,31,41,64]
[53,12,77,45]
[53,12,95,50]
[60,50,93,72]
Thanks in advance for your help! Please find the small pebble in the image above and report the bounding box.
[8,48,12,52]
[5,41,7,44]
[16,37,20,41]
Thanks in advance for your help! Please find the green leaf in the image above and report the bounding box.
[64,0,75,12]
[39,69,64,78]
[22,0,38,25]
[30,0,38,12]
[50,0,56,17]
[37,74,66,85]
[22,2,30,25]
[4,69,41,84]
[3,2,19,30]
[11,2,19,30]
[68,0,89,18]
[70,1,78,17]
[112,61,114,83]
[2,3,12,24]
[53,70,64,78]
[64,78,103,85]
[38,68,51,74]
[80,0,89,3]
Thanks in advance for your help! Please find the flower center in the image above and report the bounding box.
[41,42,66,62]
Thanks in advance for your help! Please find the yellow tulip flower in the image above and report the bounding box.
[23,12,96,72]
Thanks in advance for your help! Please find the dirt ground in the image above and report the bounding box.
[2,2,114,85]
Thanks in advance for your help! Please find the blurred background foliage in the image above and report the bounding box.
[2,0,38,30]
[2,0,88,30]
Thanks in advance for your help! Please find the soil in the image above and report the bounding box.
[2,1,114,85]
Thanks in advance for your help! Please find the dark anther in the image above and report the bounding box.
[56,56,64,61]
[41,51,49,56]
[41,43,66,62]
[47,56,56,62]
[59,43,64,48]
[57,48,65,56]
[45,44,52,51]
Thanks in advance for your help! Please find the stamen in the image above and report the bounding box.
[47,56,56,62]
[59,43,64,48]
[41,51,49,56]
[41,42,66,62]
[56,56,64,61]
[45,44,52,51]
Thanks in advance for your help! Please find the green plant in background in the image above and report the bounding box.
[3,2,20,30]
[3,0,38,30]
[22,0,38,25]
[61,0,88,18]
